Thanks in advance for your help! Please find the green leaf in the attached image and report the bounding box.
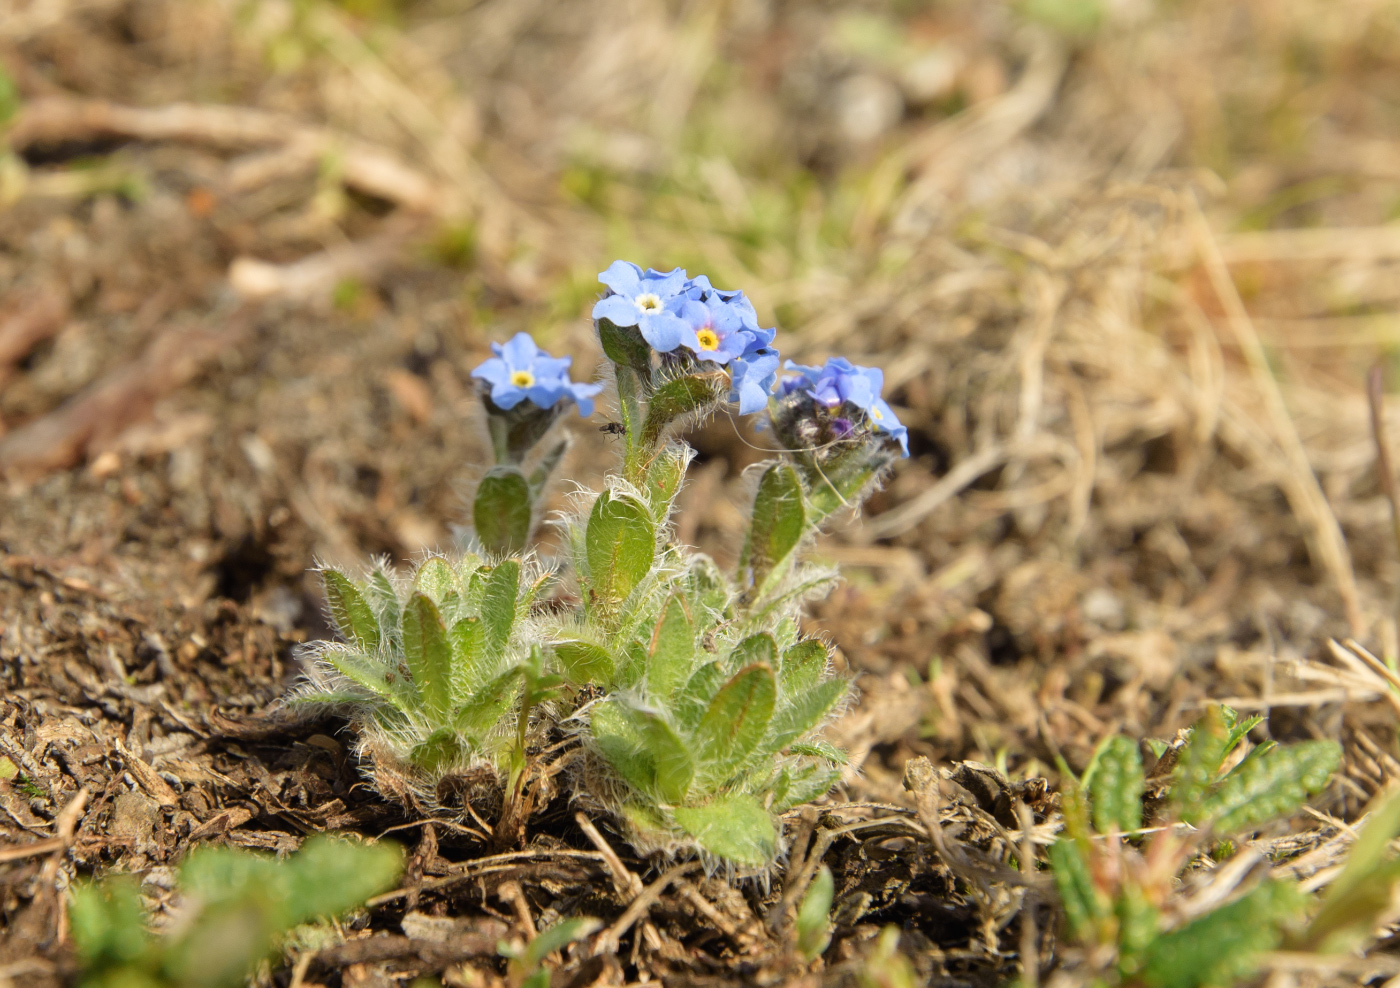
[788,739,848,765]
[1142,880,1305,988]
[69,875,151,967]
[410,727,469,773]
[696,664,776,780]
[1116,881,1160,976]
[1200,739,1340,833]
[743,462,806,588]
[413,557,459,605]
[402,593,453,719]
[475,467,533,555]
[644,441,693,517]
[325,651,410,712]
[1173,706,1230,823]
[647,596,695,701]
[481,560,521,660]
[585,491,656,611]
[1048,838,1109,941]
[636,711,694,803]
[449,617,486,696]
[770,679,847,751]
[674,662,726,731]
[796,865,834,961]
[673,793,777,867]
[1090,735,1144,834]
[520,917,603,970]
[771,764,840,813]
[781,640,828,694]
[641,372,728,448]
[597,318,653,374]
[367,568,401,640]
[278,836,404,925]
[591,699,657,793]
[322,570,380,650]
[553,639,616,685]
[456,667,524,737]
[728,632,778,673]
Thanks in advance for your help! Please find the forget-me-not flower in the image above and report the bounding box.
[471,333,603,417]
[781,357,908,455]
[592,261,692,353]
[675,294,753,364]
[729,345,780,415]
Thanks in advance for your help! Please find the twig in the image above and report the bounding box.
[1189,193,1362,635]
[1370,363,1400,630]
[497,881,537,940]
[0,837,64,864]
[591,861,701,958]
[1016,801,1039,988]
[574,812,643,898]
[364,849,605,906]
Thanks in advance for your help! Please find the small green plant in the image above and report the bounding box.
[293,261,908,868]
[1049,705,1342,987]
[795,865,835,961]
[498,917,601,988]
[70,835,402,988]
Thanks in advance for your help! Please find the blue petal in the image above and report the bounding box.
[533,355,573,381]
[471,356,510,387]
[593,294,641,327]
[599,260,643,296]
[638,312,692,352]
[642,267,688,297]
[568,382,603,418]
[501,332,540,368]
[490,383,527,409]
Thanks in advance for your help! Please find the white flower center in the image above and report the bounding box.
[511,370,535,388]
[635,293,663,314]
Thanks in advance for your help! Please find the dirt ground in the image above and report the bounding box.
[4,0,1400,985]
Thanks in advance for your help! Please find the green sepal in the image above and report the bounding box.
[402,593,454,719]
[640,372,728,449]
[696,663,776,781]
[672,793,777,868]
[742,462,806,589]
[475,467,533,555]
[321,570,381,651]
[597,318,653,375]
[644,441,693,518]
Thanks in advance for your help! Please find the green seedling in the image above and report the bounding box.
[70,836,401,988]
[498,917,601,988]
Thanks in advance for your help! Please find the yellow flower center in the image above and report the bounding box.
[871,406,883,420]
[635,293,663,314]
[511,370,535,388]
[696,328,720,351]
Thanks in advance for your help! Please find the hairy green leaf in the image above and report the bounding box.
[481,560,521,660]
[456,666,524,738]
[647,596,694,701]
[636,711,693,803]
[781,640,828,694]
[644,441,693,518]
[69,875,151,968]
[413,557,459,605]
[796,865,834,961]
[367,568,401,640]
[475,467,533,555]
[585,491,656,612]
[410,727,469,773]
[1142,880,1305,988]
[324,651,410,712]
[591,700,657,793]
[728,632,778,673]
[788,739,848,765]
[1090,735,1144,834]
[554,639,616,684]
[771,764,840,813]
[448,617,486,696]
[1048,838,1108,941]
[674,661,726,731]
[1173,706,1230,823]
[322,570,381,651]
[1201,739,1340,833]
[743,462,806,589]
[673,793,777,867]
[697,664,776,780]
[402,593,453,719]
[770,678,847,751]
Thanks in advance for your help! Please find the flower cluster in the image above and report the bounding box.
[471,333,602,417]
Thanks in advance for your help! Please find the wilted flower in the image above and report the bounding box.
[471,332,602,417]
[779,357,908,455]
[591,261,693,353]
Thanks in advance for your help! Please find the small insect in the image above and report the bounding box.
[599,422,626,436]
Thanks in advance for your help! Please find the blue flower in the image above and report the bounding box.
[675,295,752,364]
[682,275,762,334]
[729,345,780,415]
[591,260,693,353]
[780,357,908,456]
[471,333,603,417]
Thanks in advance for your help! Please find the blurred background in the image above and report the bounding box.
[4,0,1400,801]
